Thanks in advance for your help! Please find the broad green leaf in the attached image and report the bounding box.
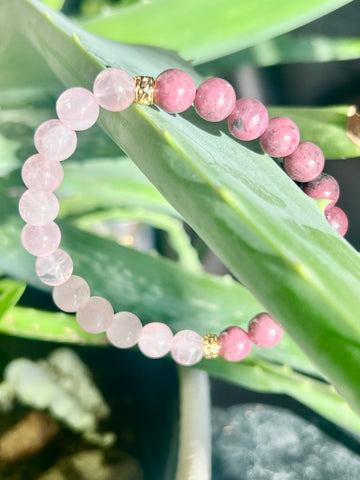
[5,0,360,419]
[268,106,360,159]
[0,278,26,319]
[1,306,107,344]
[80,0,353,64]
[59,159,178,218]
[197,34,360,74]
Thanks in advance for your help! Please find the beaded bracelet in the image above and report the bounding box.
[19,67,348,366]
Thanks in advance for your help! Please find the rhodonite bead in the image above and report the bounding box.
[52,275,90,312]
[93,68,135,112]
[218,326,251,362]
[35,249,73,286]
[21,222,61,256]
[248,313,283,348]
[303,173,340,205]
[19,190,59,226]
[77,296,114,334]
[34,119,77,161]
[171,330,203,366]
[283,142,324,182]
[227,98,269,141]
[154,69,196,114]
[138,322,173,358]
[325,205,349,236]
[194,78,236,122]
[56,87,100,131]
[106,312,142,348]
[21,154,64,192]
[260,116,300,157]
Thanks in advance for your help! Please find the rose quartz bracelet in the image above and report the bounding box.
[19,67,348,366]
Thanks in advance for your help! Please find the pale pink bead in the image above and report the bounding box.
[106,312,142,349]
[248,313,283,348]
[34,119,77,161]
[303,173,340,206]
[227,98,269,141]
[138,322,173,359]
[35,249,73,286]
[77,296,114,334]
[93,68,135,112]
[56,87,100,131]
[325,205,349,236]
[19,190,59,226]
[283,142,324,182]
[154,69,196,114]
[21,154,64,192]
[218,326,251,362]
[260,116,300,158]
[52,275,90,312]
[21,222,61,256]
[194,78,236,122]
[171,329,203,366]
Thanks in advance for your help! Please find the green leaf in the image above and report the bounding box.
[80,0,354,64]
[1,306,107,344]
[0,278,26,319]
[5,0,360,420]
[268,106,360,159]
[197,34,360,74]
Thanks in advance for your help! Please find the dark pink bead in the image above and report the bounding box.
[194,77,236,122]
[154,69,196,114]
[218,326,251,362]
[283,142,325,182]
[325,205,349,236]
[227,98,269,141]
[248,313,283,348]
[303,173,340,206]
[260,116,300,158]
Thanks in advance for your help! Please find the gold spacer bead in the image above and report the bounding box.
[203,333,220,359]
[135,76,155,105]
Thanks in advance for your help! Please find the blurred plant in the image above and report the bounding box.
[1,0,360,477]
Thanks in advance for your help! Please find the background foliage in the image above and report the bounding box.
[1,0,360,455]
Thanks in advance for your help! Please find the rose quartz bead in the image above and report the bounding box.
[154,69,196,114]
[194,78,236,122]
[138,322,173,359]
[303,173,340,206]
[21,222,61,256]
[106,312,142,349]
[218,326,251,362]
[93,68,135,112]
[19,190,59,226]
[325,205,349,236]
[56,87,99,131]
[22,154,64,192]
[77,296,114,334]
[35,249,73,286]
[283,142,324,182]
[34,119,77,161]
[260,116,300,158]
[227,98,269,141]
[171,329,203,366]
[52,275,90,312]
[248,313,283,348]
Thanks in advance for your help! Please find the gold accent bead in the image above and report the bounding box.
[135,76,155,105]
[203,334,220,359]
